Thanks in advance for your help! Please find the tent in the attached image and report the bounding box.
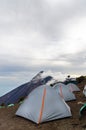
[53,83,66,88]
[66,83,80,92]
[64,78,77,85]
[53,83,76,101]
[16,85,72,124]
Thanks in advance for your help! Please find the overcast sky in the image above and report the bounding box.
[0,0,86,93]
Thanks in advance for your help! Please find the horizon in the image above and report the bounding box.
[0,70,84,97]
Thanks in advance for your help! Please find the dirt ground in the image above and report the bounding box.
[0,82,86,130]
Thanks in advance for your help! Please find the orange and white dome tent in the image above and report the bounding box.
[16,85,72,124]
[53,83,76,101]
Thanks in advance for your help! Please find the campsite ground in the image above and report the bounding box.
[0,81,86,130]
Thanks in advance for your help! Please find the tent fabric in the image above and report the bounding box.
[53,84,76,101]
[53,83,66,88]
[66,83,80,92]
[64,78,77,85]
[16,85,72,124]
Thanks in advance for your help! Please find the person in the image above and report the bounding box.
[83,85,86,97]
[77,101,86,117]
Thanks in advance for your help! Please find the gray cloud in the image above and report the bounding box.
[0,0,86,91]
[0,0,86,40]
[58,51,86,65]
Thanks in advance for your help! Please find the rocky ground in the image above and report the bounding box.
[0,81,86,130]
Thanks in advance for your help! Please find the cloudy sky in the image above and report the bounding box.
[0,0,86,94]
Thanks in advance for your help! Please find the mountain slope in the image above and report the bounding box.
[0,71,52,105]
